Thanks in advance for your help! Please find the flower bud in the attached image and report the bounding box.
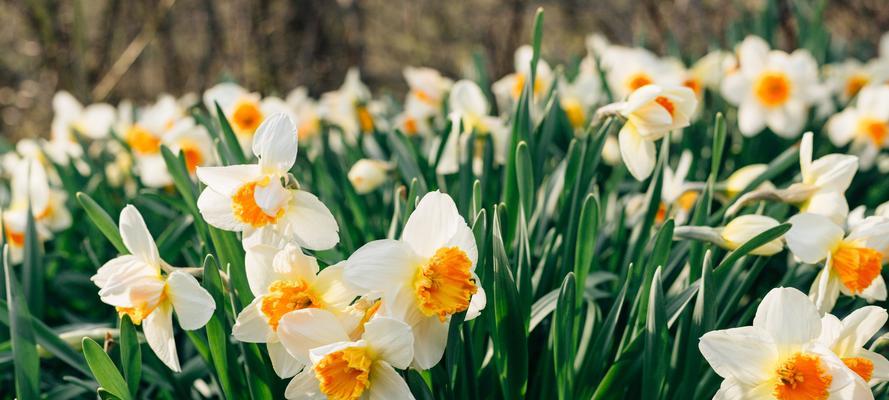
[348,159,391,194]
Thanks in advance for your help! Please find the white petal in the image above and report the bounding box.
[698,326,778,385]
[197,189,247,231]
[860,275,887,302]
[92,256,158,306]
[409,315,449,370]
[143,302,180,372]
[753,287,822,347]
[402,191,471,259]
[343,239,420,293]
[284,369,324,400]
[737,100,766,137]
[363,317,414,369]
[254,113,298,173]
[807,154,859,191]
[284,190,339,250]
[618,122,657,182]
[786,213,844,264]
[268,340,303,378]
[313,264,357,310]
[860,349,889,383]
[818,313,843,348]
[196,165,262,196]
[369,361,415,400]
[232,299,273,343]
[720,215,783,255]
[800,131,814,179]
[166,271,215,330]
[277,309,350,364]
[254,179,290,217]
[466,282,486,321]
[836,306,888,354]
[119,205,160,266]
[809,267,841,314]
[803,191,849,226]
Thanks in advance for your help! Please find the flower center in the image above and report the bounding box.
[857,117,889,147]
[403,117,419,136]
[126,125,161,155]
[231,178,284,228]
[413,89,437,105]
[356,105,374,133]
[117,288,167,326]
[845,74,870,99]
[561,99,585,129]
[314,346,373,400]
[677,191,699,211]
[831,242,883,294]
[179,140,204,173]
[512,73,544,99]
[231,100,264,136]
[773,352,832,400]
[5,228,25,247]
[350,299,382,339]
[683,78,702,96]
[260,279,319,331]
[413,246,477,321]
[754,71,792,107]
[655,96,676,117]
[626,73,653,92]
[843,357,874,382]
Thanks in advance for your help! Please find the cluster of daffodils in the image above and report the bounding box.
[87,115,484,399]
[7,23,889,399]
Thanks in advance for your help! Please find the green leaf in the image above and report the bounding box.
[214,102,248,164]
[77,192,127,254]
[516,141,534,225]
[0,299,90,376]
[202,255,238,400]
[4,246,40,400]
[643,267,667,400]
[709,113,727,181]
[118,315,141,397]
[82,337,132,400]
[22,204,44,318]
[716,223,790,270]
[553,273,576,400]
[574,194,599,308]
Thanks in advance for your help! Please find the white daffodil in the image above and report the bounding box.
[343,191,486,369]
[196,113,339,250]
[232,243,358,378]
[204,82,296,152]
[823,59,889,105]
[723,163,772,198]
[699,287,860,399]
[404,66,453,118]
[689,50,736,92]
[492,45,553,111]
[827,85,889,169]
[278,309,415,400]
[286,87,322,145]
[437,80,509,175]
[91,205,215,372]
[661,150,699,225]
[785,213,889,314]
[612,84,697,181]
[51,90,116,140]
[728,132,858,224]
[599,45,682,100]
[347,159,392,194]
[721,35,822,138]
[819,306,889,388]
[1,157,69,263]
[559,55,603,132]
[319,68,374,142]
[673,214,785,256]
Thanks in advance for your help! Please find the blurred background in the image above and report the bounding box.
[2,0,888,141]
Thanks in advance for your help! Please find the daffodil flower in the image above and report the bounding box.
[204,82,296,152]
[819,306,889,390]
[610,84,697,181]
[277,309,415,400]
[196,113,339,250]
[437,80,509,175]
[827,85,889,170]
[727,132,858,224]
[599,44,682,100]
[673,214,784,256]
[403,66,453,118]
[699,287,859,399]
[721,35,822,138]
[823,59,889,105]
[785,213,889,314]
[343,191,486,369]
[558,55,603,132]
[1,157,68,263]
[319,68,374,142]
[347,159,392,194]
[232,243,358,378]
[492,45,553,111]
[91,205,215,372]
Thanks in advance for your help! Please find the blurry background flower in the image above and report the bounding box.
[3,0,889,143]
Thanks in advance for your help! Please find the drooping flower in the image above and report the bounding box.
[232,243,358,378]
[347,159,391,194]
[728,132,858,224]
[819,306,889,388]
[673,214,785,256]
[699,287,859,399]
[278,309,416,400]
[343,191,486,369]
[614,84,697,181]
[827,85,889,169]
[196,113,339,250]
[785,213,889,313]
[91,205,215,372]
[721,35,822,138]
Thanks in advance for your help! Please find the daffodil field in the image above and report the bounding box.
[6,4,889,400]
